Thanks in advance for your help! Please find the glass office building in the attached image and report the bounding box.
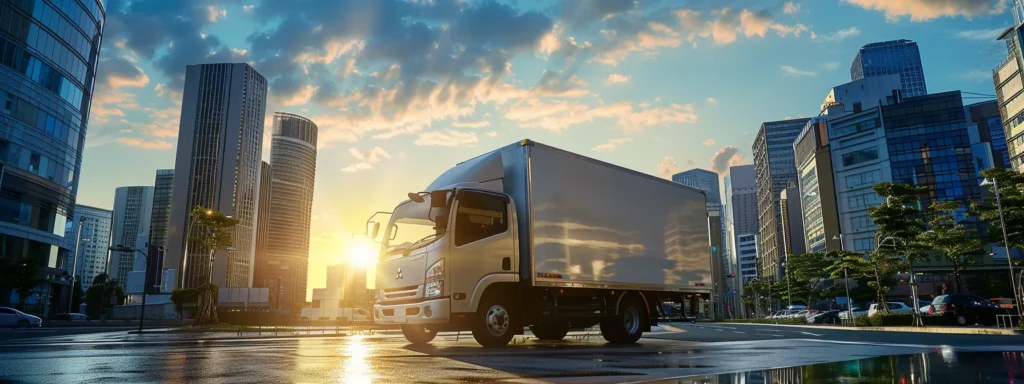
[753,118,809,279]
[851,40,927,98]
[672,168,728,276]
[0,0,105,316]
[995,1,1024,172]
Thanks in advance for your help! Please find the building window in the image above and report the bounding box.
[851,216,873,231]
[842,148,879,166]
[854,238,875,253]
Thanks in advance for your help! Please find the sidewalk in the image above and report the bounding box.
[726,322,1019,336]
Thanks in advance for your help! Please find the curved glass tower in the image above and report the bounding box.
[0,0,105,315]
[259,112,317,312]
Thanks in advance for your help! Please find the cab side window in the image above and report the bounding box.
[454,192,508,246]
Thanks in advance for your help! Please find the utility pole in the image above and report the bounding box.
[67,218,84,317]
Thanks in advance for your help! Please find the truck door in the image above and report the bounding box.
[448,190,516,314]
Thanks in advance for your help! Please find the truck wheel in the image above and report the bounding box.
[601,297,645,344]
[401,324,438,345]
[530,320,570,341]
[472,293,518,348]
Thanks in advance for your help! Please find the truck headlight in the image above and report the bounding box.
[425,259,444,298]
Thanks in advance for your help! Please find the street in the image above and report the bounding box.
[2,323,1023,383]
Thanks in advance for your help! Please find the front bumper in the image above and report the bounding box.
[374,297,450,325]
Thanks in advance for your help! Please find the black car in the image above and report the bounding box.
[807,310,841,325]
[932,294,1008,326]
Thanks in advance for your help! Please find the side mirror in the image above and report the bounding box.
[367,222,379,239]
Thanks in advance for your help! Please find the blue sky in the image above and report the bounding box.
[79,0,1014,295]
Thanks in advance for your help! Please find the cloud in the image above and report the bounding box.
[706,97,718,104]
[709,146,746,175]
[658,157,681,179]
[452,121,491,128]
[504,99,698,133]
[242,4,254,14]
[957,27,1009,40]
[117,137,173,150]
[823,62,841,70]
[843,0,1007,22]
[815,27,861,42]
[781,65,817,77]
[206,6,227,22]
[487,131,498,138]
[415,130,479,147]
[783,2,802,14]
[702,139,716,146]
[606,74,631,84]
[96,57,150,89]
[592,138,633,152]
[343,146,391,172]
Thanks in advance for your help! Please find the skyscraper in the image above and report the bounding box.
[262,113,318,311]
[851,39,927,97]
[753,118,809,279]
[0,0,105,315]
[64,205,113,291]
[253,161,274,306]
[672,168,727,275]
[111,187,155,285]
[148,170,174,250]
[725,165,758,284]
[994,3,1024,171]
[165,63,269,289]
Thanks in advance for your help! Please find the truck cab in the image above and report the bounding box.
[370,186,521,346]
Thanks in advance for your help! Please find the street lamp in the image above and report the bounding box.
[981,178,1018,314]
[876,234,923,327]
[832,234,854,322]
[67,218,84,318]
[109,245,162,333]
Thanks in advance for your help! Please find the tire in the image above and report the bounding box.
[601,296,645,344]
[530,320,570,341]
[955,314,968,326]
[16,319,28,328]
[401,324,438,345]
[472,293,518,348]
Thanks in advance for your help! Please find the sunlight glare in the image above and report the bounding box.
[346,238,378,269]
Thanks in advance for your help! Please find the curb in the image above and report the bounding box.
[723,322,1018,336]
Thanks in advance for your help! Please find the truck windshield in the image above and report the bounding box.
[383,195,445,255]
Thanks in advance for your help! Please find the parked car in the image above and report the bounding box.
[50,313,90,322]
[932,294,1009,326]
[770,310,796,319]
[786,305,808,311]
[0,307,42,328]
[807,310,842,324]
[838,307,867,319]
[868,302,913,317]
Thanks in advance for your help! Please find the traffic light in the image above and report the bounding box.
[726,274,736,278]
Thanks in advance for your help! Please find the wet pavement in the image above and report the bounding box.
[0,323,1023,383]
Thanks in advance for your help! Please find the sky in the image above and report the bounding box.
[79,0,1015,299]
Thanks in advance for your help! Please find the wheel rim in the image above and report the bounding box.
[623,306,640,335]
[957,315,967,325]
[486,305,509,337]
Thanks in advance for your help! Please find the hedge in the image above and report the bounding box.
[864,312,948,327]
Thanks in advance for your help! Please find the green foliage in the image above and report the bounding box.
[920,200,985,292]
[170,286,204,315]
[187,206,238,251]
[868,312,947,327]
[741,278,785,313]
[728,317,807,325]
[783,252,834,306]
[972,168,1024,249]
[84,274,125,319]
[854,316,871,327]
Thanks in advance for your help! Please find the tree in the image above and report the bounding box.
[785,253,832,308]
[869,182,933,315]
[919,200,985,293]
[826,250,901,312]
[0,255,46,311]
[972,168,1024,249]
[187,206,238,326]
[742,278,784,316]
[85,274,125,319]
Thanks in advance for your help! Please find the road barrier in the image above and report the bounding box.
[997,314,1020,329]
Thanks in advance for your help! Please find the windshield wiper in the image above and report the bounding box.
[404,233,443,255]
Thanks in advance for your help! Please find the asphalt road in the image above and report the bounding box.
[0,324,1022,383]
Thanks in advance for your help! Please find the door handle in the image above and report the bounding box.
[502,257,511,271]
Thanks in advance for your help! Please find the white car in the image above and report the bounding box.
[0,307,42,327]
[838,307,867,319]
[868,302,913,317]
[770,310,796,319]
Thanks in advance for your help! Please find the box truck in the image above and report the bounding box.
[368,140,713,347]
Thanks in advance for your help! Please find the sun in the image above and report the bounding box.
[346,238,378,269]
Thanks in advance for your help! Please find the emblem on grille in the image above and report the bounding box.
[396,268,403,279]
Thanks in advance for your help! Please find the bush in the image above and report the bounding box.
[855,316,871,327]
[863,312,948,327]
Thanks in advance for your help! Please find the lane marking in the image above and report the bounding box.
[755,333,784,337]
[799,332,824,337]
[733,331,745,334]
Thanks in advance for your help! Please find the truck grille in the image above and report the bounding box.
[383,285,420,301]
